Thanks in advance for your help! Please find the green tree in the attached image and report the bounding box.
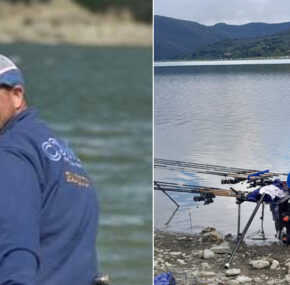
[2,0,50,3]
[73,0,152,23]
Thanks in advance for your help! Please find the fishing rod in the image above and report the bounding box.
[155,158,287,186]
[155,158,290,266]
[155,158,259,174]
[154,181,240,207]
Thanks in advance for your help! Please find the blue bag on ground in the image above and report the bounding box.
[154,272,176,285]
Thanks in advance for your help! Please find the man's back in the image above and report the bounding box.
[0,108,98,285]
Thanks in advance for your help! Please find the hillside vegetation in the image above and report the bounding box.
[2,0,151,22]
[0,0,152,46]
[154,15,290,60]
[188,29,290,60]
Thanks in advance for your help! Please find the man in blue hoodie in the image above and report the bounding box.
[0,54,99,285]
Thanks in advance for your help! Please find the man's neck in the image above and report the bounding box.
[15,102,28,116]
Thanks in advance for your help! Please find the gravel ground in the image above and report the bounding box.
[154,228,290,284]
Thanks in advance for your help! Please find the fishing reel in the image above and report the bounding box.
[194,193,215,205]
[247,179,274,189]
[221,178,242,184]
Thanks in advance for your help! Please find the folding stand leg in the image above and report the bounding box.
[237,202,241,241]
[236,191,242,241]
[162,190,179,208]
[225,193,266,269]
[260,203,265,239]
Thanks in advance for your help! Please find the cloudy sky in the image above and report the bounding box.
[154,0,290,25]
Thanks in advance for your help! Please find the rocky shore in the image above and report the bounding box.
[155,228,290,284]
[0,0,151,46]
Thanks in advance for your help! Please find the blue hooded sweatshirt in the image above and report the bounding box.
[0,108,98,285]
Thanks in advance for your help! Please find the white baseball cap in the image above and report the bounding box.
[0,54,24,87]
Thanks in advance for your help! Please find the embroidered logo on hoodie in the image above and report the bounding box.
[41,138,82,168]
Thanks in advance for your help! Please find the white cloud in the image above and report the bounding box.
[154,0,290,25]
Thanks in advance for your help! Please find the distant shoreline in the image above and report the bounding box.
[0,0,152,47]
[154,58,290,67]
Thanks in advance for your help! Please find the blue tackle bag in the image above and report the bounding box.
[154,272,176,285]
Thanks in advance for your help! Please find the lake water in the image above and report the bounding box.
[154,61,290,243]
[0,44,152,285]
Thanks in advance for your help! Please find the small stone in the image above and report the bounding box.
[265,256,274,263]
[270,260,280,270]
[236,275,252,284]
[227,281,239,285]
[201,227,216,233]
[177,259,185,264]
[226,268,241,276]
[211,241,230,254]
[203,249,215,259]
[202,230,223,242]
[201,262,210,271]
[250,259,270,269]
[286,262,290,271]
[285,274,290,283]
[169,251,182,256]
[165,262,171,267]
[191,271,199,278]
[199,271,216,277]
[192,250,203,257]
[225,233,233,240]
[267,281,275,285]
[253,277,261,283]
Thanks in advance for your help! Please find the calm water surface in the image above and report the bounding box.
[154,62,290,243]
[0,44,152,285]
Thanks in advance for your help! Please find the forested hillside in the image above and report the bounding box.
[187,29,290,60]
[154,15,290,60]
[0,0,152,46]
[2,0,152,22]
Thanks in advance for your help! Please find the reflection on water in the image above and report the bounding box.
[154,62,290,243]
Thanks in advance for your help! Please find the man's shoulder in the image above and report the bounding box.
[2,109,54,146]
[0,109,57,164]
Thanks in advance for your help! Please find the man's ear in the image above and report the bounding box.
[11,85,26,110]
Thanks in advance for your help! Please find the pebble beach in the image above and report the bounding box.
[155,228,290,284]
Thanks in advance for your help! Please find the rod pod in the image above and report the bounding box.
[225,193,266,269]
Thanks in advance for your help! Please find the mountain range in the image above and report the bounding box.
[154,15,290,61]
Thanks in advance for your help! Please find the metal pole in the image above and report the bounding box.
[237,191,242,241]
[225,193,266,269]
[165,207,179,225]
[154,181,180,208]
[261,203,265,238]
[162,190,179,208]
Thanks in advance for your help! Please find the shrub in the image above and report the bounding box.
[73,0,152,23]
